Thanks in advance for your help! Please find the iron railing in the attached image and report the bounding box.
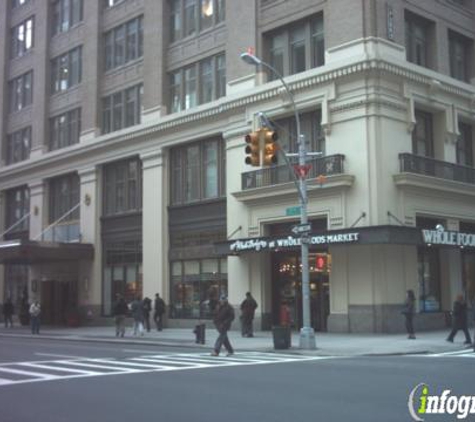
[399,153,475,185]
[242,154,345,190]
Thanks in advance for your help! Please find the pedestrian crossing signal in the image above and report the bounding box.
[245,131,261,166]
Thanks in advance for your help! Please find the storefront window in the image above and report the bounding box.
[417,248,441,312]
[103,240,142,315]
[170,258,227,319]
[3,265,28,316]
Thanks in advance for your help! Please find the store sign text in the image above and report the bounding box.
[422,229,475,247]
[230,232,360,253]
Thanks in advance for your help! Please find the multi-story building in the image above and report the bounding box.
[0,0,474,332]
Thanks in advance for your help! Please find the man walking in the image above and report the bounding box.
[130,296,144,336]
[153,293,166,331]
[211,295,235,356]
[29,300,41,334]
[142,296,152,332]
[446,294,471,345]
[240,292,258,337]
[113,294,128,337]
[3,297,14,328]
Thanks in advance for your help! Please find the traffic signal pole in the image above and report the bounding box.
[241,52,316,350]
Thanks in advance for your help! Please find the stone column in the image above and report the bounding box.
[140,150,166,300]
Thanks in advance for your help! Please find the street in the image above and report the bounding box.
[0,336,473,422]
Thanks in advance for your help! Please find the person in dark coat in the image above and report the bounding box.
[402,290,416,339]
[142,297,152,332]
[113,295,128,337]
[153,293,166,331]
[446,294,472,345]
[240,292,258,337]
[130,296,144,336]
[211,295,235,356]
[3,297,14,328]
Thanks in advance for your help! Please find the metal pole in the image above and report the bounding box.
[240,52,316,349]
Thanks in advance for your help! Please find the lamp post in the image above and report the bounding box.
[241,52,316,350]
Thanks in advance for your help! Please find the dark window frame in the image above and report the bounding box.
[412,110,434,157]
[51,46,82,94]
[49,108,81,151]
[10,16,34,59]
[5,186,30,234]
[11,0,30,8]
[52,0,83,36]
[49,173,80,223]
[457,122,473,166]
[448,30,473,83]
[8,71,33,113]
[6,126,31,165]
[405,11,434,69]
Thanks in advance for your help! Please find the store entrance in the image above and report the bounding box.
[271,251,330,331]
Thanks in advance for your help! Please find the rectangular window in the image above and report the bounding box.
[412,111,434,157]
[102,84,142,134]
[449,30,473,82]
[9,71,33,113]
[457,122,473,166]
[10,17,34,59]
[5,186,30,234]
[52,0,83,35]
[266,14,324,79]
[103,157,142,216]
[169,53,225,112]
[170,0,225,42]
[51,46,82,93]
[11,0,30,8]
[49,108,81,151]
[170,258,227,319]
[405,11,432,69]
[49,173,80,223]
[104,16,143,71]
[170,138,225,205]
[6,127,31,165]
[103,0,125,8]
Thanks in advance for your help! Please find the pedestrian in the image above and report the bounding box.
[113,294,128,337]
[240,292,258,337]
[211,295,235,356]
[3,297,14,328]
[446,294,472,345]
[153,293,166,331]
[130,296,144,336]
[29,300,41,334]
[402,290,416,339]
[142,296,152,332]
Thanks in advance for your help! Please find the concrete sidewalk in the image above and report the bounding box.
[1,324,473,356]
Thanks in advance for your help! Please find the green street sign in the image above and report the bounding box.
[285,206,301,216]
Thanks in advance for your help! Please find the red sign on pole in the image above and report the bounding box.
[293,164,312,179]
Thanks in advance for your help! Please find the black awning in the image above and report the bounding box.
[0,239,94,264]
[215,225,424,255]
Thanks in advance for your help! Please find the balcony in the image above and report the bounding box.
[399,153,475,184]
[242,154,346,190]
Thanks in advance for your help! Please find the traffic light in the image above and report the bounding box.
[262,128,278,166]
[244,131,261,166]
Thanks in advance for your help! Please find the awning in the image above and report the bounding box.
[0,239,94,264]
[215,225,475,255]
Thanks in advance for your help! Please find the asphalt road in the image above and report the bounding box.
[0,337,473,422]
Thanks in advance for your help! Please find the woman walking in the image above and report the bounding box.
[402,290,416,339]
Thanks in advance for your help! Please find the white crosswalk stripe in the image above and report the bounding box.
[419,349,475,358]
[0,352,334,387]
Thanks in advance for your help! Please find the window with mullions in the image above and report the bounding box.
[52,0,83,35]
[103,0,126,8]
[10,16,34,59]
[266,14,324,80]
[103,158,142,216]
[169,53,225,113]
[457,122,473,167]
[51,46,82,93]
[169,0,225,43]
[11,0,30,8]
[103,240,142,315]
[6,126,31,165]
[449,30,473,83]
[102,84,143,134]
[170,258,227,319]
[104,16,143,71]
[412,110,434,157]
[405,11,433,69]
[170,138,225,205]
[49,173,80,223]
[9,71,33,113]
[49,108,81,151]
[5,186,30,235]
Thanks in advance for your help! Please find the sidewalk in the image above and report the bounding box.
[0,324,473,356]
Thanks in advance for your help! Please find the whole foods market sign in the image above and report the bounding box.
[422,226,475,247]
[230,232,360,253]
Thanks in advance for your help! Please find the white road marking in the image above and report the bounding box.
[34,353,88,360]
[0,352,337,387]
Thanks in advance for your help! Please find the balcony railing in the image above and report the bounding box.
[242,154,345,190]
[399,153,475,184]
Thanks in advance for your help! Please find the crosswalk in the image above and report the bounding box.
[0,352,334,387]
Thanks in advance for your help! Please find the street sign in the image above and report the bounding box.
[285,206,301,216]
[291,223,312,235]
